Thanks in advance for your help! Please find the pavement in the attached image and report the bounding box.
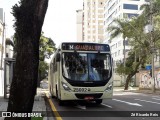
[0,88,48,120]
[0,86,160,120]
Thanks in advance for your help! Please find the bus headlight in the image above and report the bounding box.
[105,83,113,92]
[61,82,71,91]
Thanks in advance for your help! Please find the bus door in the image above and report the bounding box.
[56,53,61,98]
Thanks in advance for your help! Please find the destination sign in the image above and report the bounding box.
[62,43,110,51]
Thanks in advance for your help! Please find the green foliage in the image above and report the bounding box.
[39,32,56,61]
[12,0,38,38]
[109,0,160,90]
[31,117,43,120]
[116,51,137,75]
[39,61,48,79]
[108,19,131,40]
[39,32,56,80]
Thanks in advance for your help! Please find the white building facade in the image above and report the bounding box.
[83,0,106,43]
[76,10,83,42]
[0,8,4,96]
[104,0,145,64]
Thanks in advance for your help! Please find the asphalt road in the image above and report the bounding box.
[48,91,160,120]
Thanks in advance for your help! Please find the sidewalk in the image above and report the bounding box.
[113,86,160,95]
[0,88,48,120]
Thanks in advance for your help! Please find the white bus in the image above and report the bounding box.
[48,42,113,105]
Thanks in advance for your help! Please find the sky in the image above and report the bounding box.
[0,0,83,47]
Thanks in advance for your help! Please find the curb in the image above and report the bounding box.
[114,88,160,95]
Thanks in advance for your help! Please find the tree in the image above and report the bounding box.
[12,32,56,85]
[38,33,56,85]
[108,19,131,88]
[5,0,49,120]
[108,19,131,68]
[108,15,151,90]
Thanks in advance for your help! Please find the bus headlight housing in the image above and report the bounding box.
[105,83,113,92]
[61,82,71,91]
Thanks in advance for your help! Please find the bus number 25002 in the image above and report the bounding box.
[73,88,91,92]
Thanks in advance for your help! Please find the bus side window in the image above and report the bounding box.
[56,53,60,62]
[53,58,57,73]
[53,58,55,73]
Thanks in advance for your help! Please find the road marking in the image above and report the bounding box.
[152,96,160,98]
[114,92,142,96]
[152,98,160,101]
[46,94,62,120]
[101,103,112,108]
[141,94,148,96]
[135,99,160,105]
[113,99,142,107]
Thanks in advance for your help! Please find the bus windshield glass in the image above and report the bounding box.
[62,52,112,81]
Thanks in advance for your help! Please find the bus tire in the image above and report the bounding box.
[95,99,102,104]
[56,85,58,99]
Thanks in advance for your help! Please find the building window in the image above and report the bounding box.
[123,4,138,10]
[123,13,138,19]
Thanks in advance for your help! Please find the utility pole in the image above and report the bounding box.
[123,38,126,85]
[149,0,155,93]
[144,0,155,92]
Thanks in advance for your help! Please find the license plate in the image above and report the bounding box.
[73,88,91,92]
[84,96,94,100]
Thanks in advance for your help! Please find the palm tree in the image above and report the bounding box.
[108,19,131,86]
[108,16,150,90]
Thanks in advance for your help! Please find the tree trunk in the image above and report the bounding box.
[124,55,145,90]
[124,71,137,90]
[5,0,48,120]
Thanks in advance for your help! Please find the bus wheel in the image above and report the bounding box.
[56,85,59,99]
[95,99,102,104]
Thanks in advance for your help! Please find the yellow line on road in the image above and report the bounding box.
[47,94,62,120]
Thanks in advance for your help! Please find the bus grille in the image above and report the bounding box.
[75,93,103,99]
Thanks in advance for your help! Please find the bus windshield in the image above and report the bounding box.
[62,52,112,82]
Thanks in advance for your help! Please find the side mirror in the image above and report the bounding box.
[56,53,60,62]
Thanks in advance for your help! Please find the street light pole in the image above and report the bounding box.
[123,38,126,85]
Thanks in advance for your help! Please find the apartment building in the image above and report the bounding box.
[104,0,145,64]
[83,0,106,43]
[76,10,83,42]
[104,0,145,86]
